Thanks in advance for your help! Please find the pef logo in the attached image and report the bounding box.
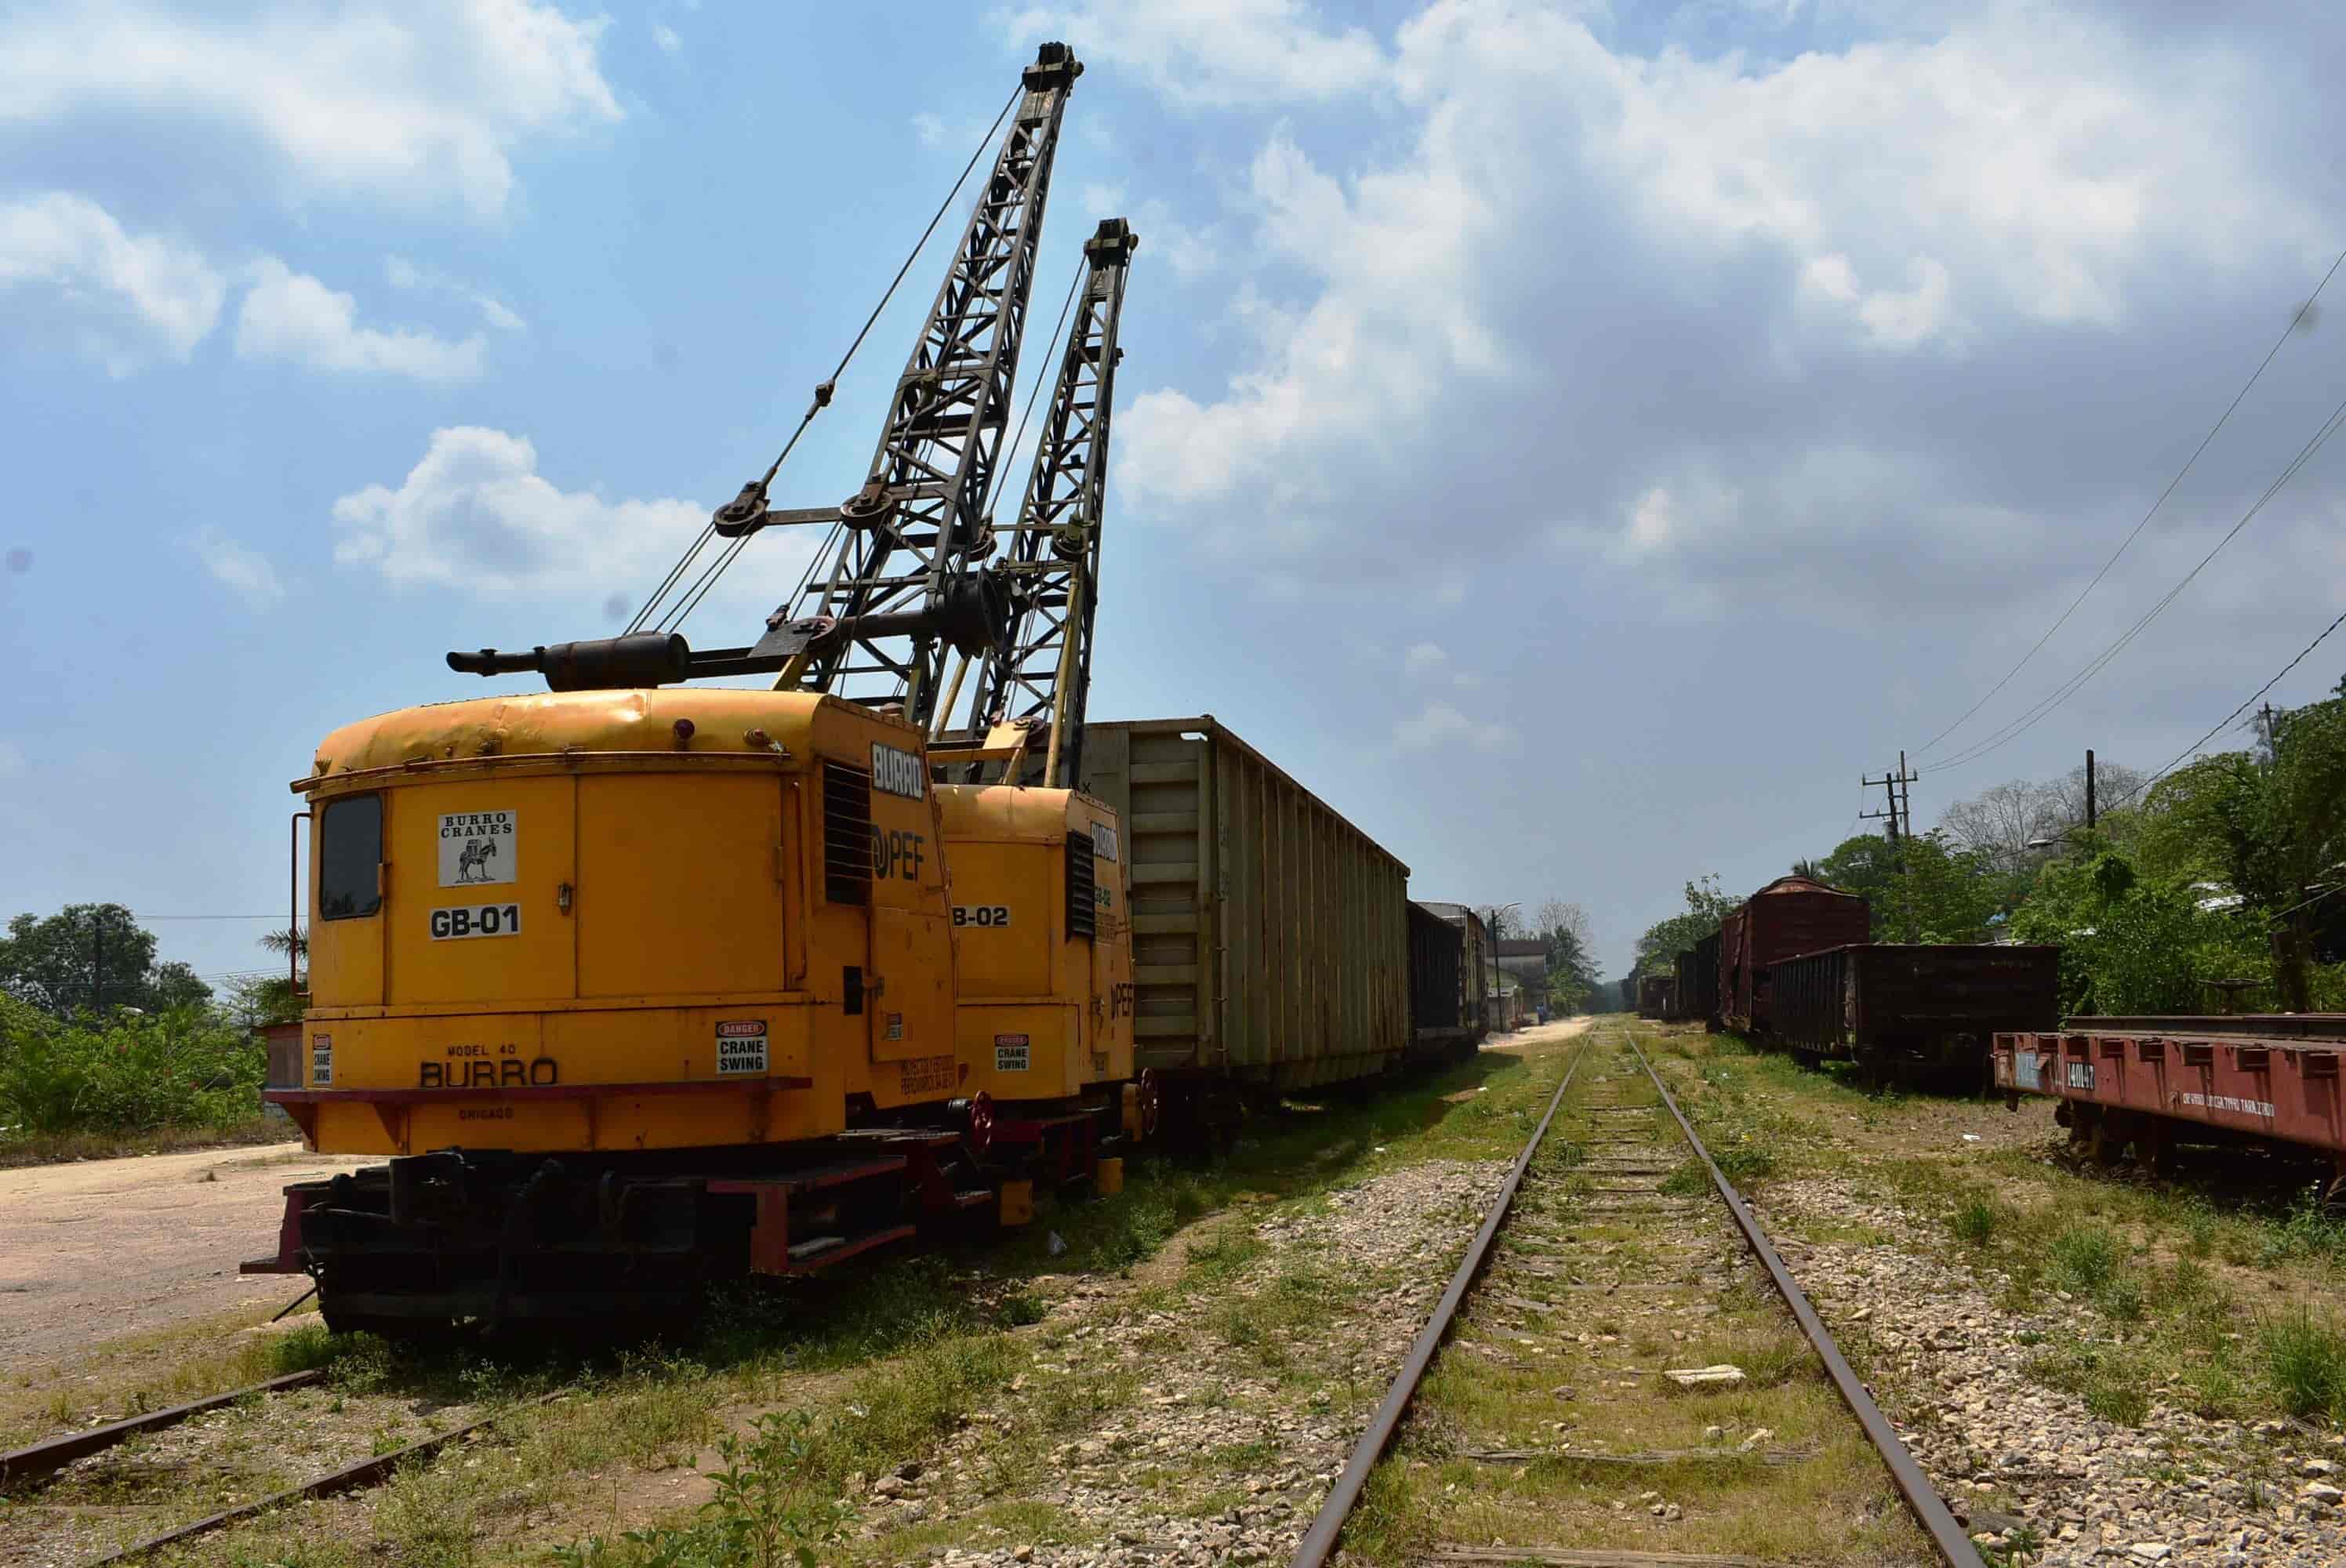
[872,742,925,799]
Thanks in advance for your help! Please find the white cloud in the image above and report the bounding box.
[236,258,485,381]
[652,21,681,53]
[1394,700,1516,754]
[384,254,526,332]
[1099,0,2317,619]
[191,528,285,609]
[332,426,713,596]
[1081,182,1126,217]
[1402,641,1447,675]
[0,1,622,217]
[1001,0,1388,107]
[0,191,224,372]
[0,740,24,779]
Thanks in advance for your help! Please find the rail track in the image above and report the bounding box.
[1,1363,544,1566]
[1292,1024,1990,1568]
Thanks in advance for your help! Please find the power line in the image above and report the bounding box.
[136,913,283,921]
[2097,602,2346,815]
[1917,248,2346,758]
[1921,385,2346,777]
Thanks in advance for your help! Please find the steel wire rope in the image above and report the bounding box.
[985,261,1085,525]
[1916,249,2346,759]
[1920,388,2346,778]
[623,82,1026,637]
[695,157,1088,702]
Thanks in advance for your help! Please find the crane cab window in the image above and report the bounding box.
[318,794,383,920]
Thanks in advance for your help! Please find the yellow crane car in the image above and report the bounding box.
[932,782,1143,1189]
[245,46,1149,1335]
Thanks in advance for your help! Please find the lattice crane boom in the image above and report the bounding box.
[444,45,1092,717]
[950,216,1136,787]
[703,43,1082,726]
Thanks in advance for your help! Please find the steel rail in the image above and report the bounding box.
[1,1369,327,1486]
[1288,1035,1590,1568]
[1627,1036,1986,1568]
[85,1392,563,1564]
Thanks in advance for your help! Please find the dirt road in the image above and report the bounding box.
[0,1142,363,1367]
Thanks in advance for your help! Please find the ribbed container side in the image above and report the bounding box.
[1082,718,1411,1091]
[1772,943,2062,1062]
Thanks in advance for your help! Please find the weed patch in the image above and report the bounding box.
[2261,1307,2346,1421]
[1950,1196,2003,1247]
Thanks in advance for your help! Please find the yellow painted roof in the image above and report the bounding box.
[307,688,847,778]
[935,783,1110,841]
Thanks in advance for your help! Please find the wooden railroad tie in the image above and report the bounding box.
[1465,1446,1814,1468]
[1430,1548,1806,1567]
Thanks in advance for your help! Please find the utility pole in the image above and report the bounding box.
[91,909,103,1014]
[2259,703,2279,762]
[1861,753,1920,942]
[2084,748,2096,833]
[1861,752,1918,852]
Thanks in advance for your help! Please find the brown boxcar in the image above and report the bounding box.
[1770,943,2060,1083]
[1722,877,1872,1033]
[1081,717,1411,1093]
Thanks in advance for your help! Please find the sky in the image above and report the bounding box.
[2,0,2344,989]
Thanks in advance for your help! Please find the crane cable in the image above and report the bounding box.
[1920,384,2346,776]
[622,82,1026,637]
[1916,248,2346,759]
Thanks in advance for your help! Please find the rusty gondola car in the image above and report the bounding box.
[1407,901,1488,1063]
[1688,931,1722,1029]
[1771,942,2061,1087]
[1636,973,1674,1019]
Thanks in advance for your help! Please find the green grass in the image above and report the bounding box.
[1950,1196,2003,1247]
[2261,1307,2346,1421]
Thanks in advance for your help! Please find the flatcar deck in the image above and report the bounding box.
[1994,1015,2346,1171]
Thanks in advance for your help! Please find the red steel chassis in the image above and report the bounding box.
[1993,1015,2346,1177]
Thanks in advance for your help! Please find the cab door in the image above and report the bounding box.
[385,777,578,1006]
[861,744,953,1065]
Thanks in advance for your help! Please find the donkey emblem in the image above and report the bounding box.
[456,839,499,884]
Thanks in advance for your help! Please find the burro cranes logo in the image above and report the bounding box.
[439,811,518,886]
[871,742,924,799]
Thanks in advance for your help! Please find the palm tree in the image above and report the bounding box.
[1791,858,1821,880]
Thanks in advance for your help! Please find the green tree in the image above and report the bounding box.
[2140,693,2346,1011]
[1532,899,1598,1013]
[1635,875,1735,977]
[0,905,212,1017]
[1813,832,2017,943]
[225,925,308,1027]
[2008,848,2264,1014]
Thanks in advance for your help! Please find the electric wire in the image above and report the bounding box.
[1917,248,2346,758]
[2094,601,2346,817]
[623,82,1025,636]
[1920,386,2346,777]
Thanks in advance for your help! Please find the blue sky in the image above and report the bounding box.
[3,0,2344,989]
